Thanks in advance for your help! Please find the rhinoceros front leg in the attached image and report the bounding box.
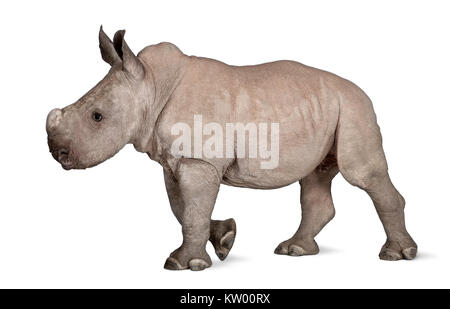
[162,159,222,271]
[209,218,236,261]
[164,166,236,264]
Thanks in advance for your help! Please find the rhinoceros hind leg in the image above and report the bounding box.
[341,169,418,261]
[210,218,236,261]
[275,157,338,257]
[336,94,417,261]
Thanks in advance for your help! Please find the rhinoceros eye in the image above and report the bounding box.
[92,112,103,122]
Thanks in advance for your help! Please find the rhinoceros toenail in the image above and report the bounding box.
[288,245,305,256]
[188,259,209,271]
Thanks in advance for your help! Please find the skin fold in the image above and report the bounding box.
[46,27,417,271]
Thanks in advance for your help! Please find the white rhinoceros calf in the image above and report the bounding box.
[46,27,417,270]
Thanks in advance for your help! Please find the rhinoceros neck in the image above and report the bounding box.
[132,42,189,157]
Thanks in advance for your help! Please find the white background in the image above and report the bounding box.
[0,0,449,288]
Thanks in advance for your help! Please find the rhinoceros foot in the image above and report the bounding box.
[164,257,211,271]
[164,246,212,271]
[209,218,236,261]
[379,235,417,261]
[274,237,319,256]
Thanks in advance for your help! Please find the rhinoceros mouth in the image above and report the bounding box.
[59,160,75,170]
[57,149,75,170]
[51,147,75,170]
[48,136,77,170]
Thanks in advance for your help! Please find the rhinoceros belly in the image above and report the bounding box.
[221,95,339,189]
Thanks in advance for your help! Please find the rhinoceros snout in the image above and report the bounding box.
[48,137,74,170]
[47,108,75,169]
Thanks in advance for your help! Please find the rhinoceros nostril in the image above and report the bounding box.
[57,148,69,160]
[57,148,74,169]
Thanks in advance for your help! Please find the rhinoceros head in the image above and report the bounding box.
[46,27,149,170]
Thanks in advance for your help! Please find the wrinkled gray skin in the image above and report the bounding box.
[46,27,417,271]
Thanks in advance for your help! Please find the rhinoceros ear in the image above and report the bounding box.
[99,26,122,67]
[113,30,145,80]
